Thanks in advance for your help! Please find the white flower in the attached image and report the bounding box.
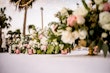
[29,29,36,34]
[59,44,64,50]
[66,27,72,31]
[101,32,108,38]
[61,31,75,44]
[60,7,69,16]
[12,44,17,50]
[37,42,41,48]
[41,45,47,51]
[50,24,58,33]
[29,40,36,46]
[94,0,103,5]
[72,30,79,39]
[40,36,48,45]
[102,23,110,30]
[99,11,110,25]
[99,4,104,11]
[76,15,85,25]
[16,38,20,42]
[79,30,87,39]
[73,7,88,17]
[62,19,67,23]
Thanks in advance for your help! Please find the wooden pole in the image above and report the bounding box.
[40,7,43,30]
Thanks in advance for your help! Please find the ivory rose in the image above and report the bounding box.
[102,24,110,30]
[79,30,87,39]
[99,11,110,25]
[76,15,85,25]
[73,7,88,17]
[61,31,75,44]
[101,32,108,38]
[72,31,79,39]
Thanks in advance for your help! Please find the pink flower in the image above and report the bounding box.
[38,34,44,39]
[27,44,31,49]
[15,49,20,54]
[28,49,33,55]
[67,15,77,27]
[103,2,110,11]
[61,49,68,55]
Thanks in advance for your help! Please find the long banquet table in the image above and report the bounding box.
[0,50,110,73]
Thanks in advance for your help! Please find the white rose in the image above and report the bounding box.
[102,24,110,30]
[76,15,85,25]
[99,11,110,25]
[73,7,88,17]
[101,32,108,38]
[61,31,75,44]
[99,4,104,11]
[72,30,79,39]
[79,30,87,39]
[94,0,103,5]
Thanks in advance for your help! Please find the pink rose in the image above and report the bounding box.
[103,2,110,11]
[67,15,77,27]
[28,49,33,55]
[15,49,20,54]
[61,49,68,55]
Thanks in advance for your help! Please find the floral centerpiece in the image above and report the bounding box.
[81,0,110,56]
[9,0,110,57]
[47,0,110,56]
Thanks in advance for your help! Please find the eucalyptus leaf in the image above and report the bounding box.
[102,43,109,57]
[82,0,90,11]
[55,45,60,54]
[89,30,94,36]
[97,40,103,50]
[46,45,54,54]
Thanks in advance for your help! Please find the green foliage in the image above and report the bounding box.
[82,0,90,11]
[46,44,54,54]
[102,43,109,57]
[54,45,60,54]
[0,7,11,28]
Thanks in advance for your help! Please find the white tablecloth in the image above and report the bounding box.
[0,50,110,73]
